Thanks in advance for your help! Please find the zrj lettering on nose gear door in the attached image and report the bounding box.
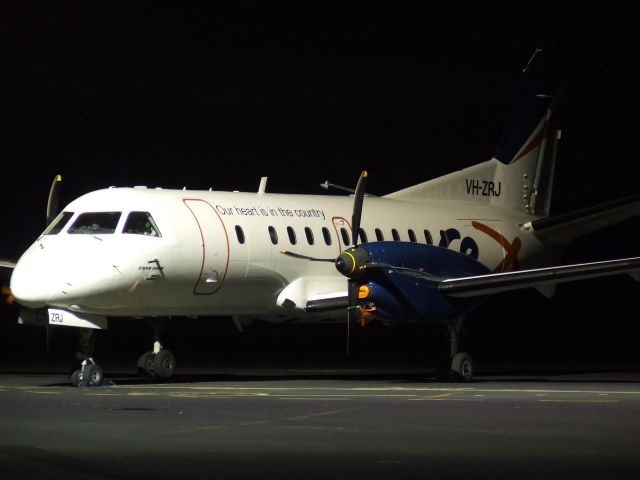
[183,199,230,294]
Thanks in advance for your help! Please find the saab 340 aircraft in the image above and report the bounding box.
[3,42,640,387]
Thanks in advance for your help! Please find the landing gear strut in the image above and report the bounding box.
[435,316,474,382]
[137,319,176,379]
[70,329,104,387]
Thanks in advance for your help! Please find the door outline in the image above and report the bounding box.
[331,216,352,252]
[183,199,230,295]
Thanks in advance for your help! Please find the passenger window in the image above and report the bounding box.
[358,228,367,243]
[375,228,384,241]
[287,226,297,245]
[268,226,278,245]
[235,225,245,244]
[322,227,332,245]
[304,227,314,245]
[340,227,350,246]
[68,212,122,234]
[424,229,433,245]
[43,211,74,235]
[391,229,400,241]
[408,229,417,242]
[123,212,161,237]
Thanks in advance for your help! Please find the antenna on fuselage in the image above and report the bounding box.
[320,179,376,197]
[258,177,268,195]
[320,180,355,194]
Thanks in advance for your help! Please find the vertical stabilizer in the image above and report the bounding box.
[493,38,565,216]
[385,39,565,219]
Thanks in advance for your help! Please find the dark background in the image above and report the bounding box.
[1,4,639,370]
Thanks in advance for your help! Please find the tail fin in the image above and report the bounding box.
[386,39,565,218]
[494,38,565,216]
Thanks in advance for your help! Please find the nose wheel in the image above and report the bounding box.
[69,329,105,387]
[70,359,104,387]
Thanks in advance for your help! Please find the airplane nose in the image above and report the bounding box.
[10,253,52,309]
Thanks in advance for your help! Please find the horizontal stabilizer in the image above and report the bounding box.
[525,193,640,245]
[438,256,640,298]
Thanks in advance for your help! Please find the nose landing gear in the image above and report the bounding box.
[70,329,104,387]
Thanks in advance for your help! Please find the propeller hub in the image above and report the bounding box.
[336,247,371,278]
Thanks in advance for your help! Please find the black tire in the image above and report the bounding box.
[154,350,176,379]
[137,351,156,377]
[451,352,473,382]
[70,369,81,387]
[85,364,104,387]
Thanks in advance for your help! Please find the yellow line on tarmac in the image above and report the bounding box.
[278,397,352,401]
[111,384,640,396]
[284,406,362,421]
[537,399,620,404]
[86,393,124,396]
[408,392,456,401]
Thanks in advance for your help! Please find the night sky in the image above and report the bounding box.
[1,4,639,366]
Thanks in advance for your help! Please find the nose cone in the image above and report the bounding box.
[10,250,53,309]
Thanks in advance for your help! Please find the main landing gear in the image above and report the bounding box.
[435,316,474,382]
[136,319,176,380]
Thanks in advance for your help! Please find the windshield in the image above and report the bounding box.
[67,212,122,234]
[43,211,74,235]
[122,211,161,237]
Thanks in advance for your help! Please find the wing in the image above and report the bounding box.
[349,255,639,325]
[383,256,640,298]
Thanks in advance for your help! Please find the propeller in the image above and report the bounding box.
[280,171,369,354]
[46,174,62,226]
[45,174,63,352]
[345,171,367,354]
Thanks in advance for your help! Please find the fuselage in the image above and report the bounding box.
[10,186,547,322]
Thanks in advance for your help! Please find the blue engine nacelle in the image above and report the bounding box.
[337,242,490,326]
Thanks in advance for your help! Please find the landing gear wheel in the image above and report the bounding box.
[154,350,176,379]
[70,369,82,387]
[451,352,473,382]
[137,351,156,377]
[84,364,104,387]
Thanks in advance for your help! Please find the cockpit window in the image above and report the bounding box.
[68,212,122,234]
[123,211,161,237]
[43,211,74,235]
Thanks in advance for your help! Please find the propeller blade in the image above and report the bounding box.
[279,250,335,262]
[1,285,15,305]
[46,174,63,226]
[351,170,367,246]
[346,280,360,355]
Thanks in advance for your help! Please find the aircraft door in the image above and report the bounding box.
[183,199,230,294]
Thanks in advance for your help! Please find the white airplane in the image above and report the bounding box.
[2,43,639,387]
